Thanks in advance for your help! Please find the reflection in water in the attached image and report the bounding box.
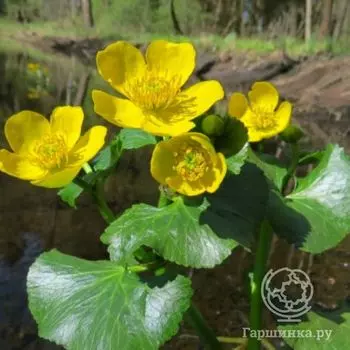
[0,42,159,350]
[0,44,115,148]
[0,44,113,350]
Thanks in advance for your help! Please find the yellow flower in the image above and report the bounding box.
[0,107,107,188]
[92,40,224,136]
[151,132,227,196]
[27,63,40,73]
[27,88,41,100]
[228,82,292,142]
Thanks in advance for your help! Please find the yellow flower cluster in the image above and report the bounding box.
[0,40,293,196]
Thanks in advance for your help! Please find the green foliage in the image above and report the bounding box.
[28,250,192,350]
[278,305,350,349]
[268,144,350,253]
[58,129,156,208]
[247,148,288,191]
[102,164,269,268]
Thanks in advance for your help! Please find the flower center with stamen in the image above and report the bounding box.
[33,134,68,170]
[124,71,182,112]
[251,106,277,131]
[173,144,209,182]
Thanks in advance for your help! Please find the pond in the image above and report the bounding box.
[0,39,349,350]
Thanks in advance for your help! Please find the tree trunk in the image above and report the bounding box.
[81,0,94,28]
[170,0,183,35]
[319,0,333,38]
[290,2,298,37]
[305,0,312,42]
[333,0,350,40]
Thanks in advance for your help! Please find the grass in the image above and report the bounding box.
[1,18,350,56]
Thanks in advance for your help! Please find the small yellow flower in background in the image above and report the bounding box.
[151,132,227,196]
[92,40,224,136]
[228,82,292,142]
[27,63,41,73]
[27,88,41,100]
[0,107,107,188]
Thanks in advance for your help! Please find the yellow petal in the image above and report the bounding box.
[5,111,50,154]
[143,118,195,137]
[166,175,205,196]
[50,106,84,150]
[92,90,145,128]
[150,141,176,185]
[205,153,227,193]
[275,101,292,133]
[31,166,81,188]
[175,80,224,119]
[248,82,279,110]
[0,149,47,180]
[96,41,146,94]
[247,130,265,143]
[228,93,248,119]
[146,40,195,88]
[69,126,107,165]
[189,132,216,154]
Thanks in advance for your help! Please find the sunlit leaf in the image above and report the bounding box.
[268,144,350,253]
[102,164,269,268]
[279,305,350,349]
[28,250,192,350]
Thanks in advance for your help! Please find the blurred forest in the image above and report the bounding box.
[0,0,349,44]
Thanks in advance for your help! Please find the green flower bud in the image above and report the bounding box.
[279,124,304,143]
[201,114,225,137]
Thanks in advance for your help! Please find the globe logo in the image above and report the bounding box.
[261,268,313,322]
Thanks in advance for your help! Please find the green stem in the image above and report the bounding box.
[282,143,300,192]
[248,220,273,350]
[157,188,170,207]
[217,336,246,345]
[92,179,115,224]
[83,162,93,174]
[185,304,222,350]
[73,177,92,193]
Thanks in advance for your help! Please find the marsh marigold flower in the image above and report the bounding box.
[151,132,227,196]
[0,107,107,188]
[228,82,292,142]
[92,40,224,136]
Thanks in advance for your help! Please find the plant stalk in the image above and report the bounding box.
[282,143,300,192]
[92,179,115,224]
[247,220,273,350]
[185,304,222,350]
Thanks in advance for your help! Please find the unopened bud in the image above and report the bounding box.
[201,114,225,137]
[279,124,304,143]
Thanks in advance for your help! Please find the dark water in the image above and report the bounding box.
[0,41,349,350]
[0,41,158,350]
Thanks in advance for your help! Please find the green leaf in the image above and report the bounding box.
[118,128,157,150]
[268,144,350,253]
[93,129,156,172]
[278,305,350,349]
[93,137,122,172]
[28,250,192,350]
[204,164,269,248]
[102,197,236,268]
[102,164,269,268]
[226,143,248,175]
[57,182,83,208]
[215,118,248,157]
[59,129,156,207]
[247,147,288,191]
